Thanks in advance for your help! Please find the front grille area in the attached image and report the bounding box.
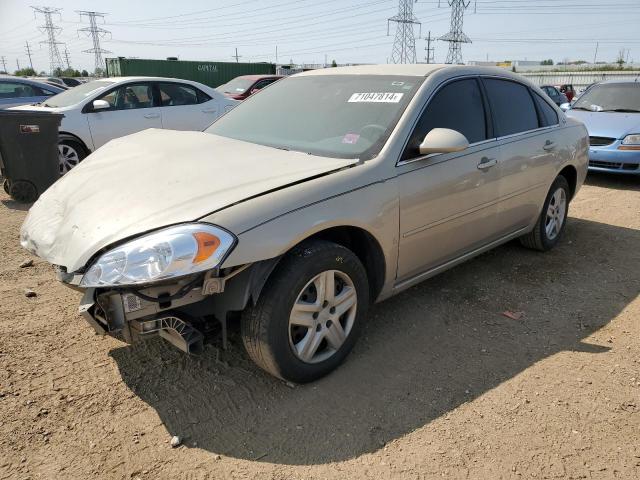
[589,136,616,146]
[589,160,639,171]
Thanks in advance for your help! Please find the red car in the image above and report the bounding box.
[216,75,283,100]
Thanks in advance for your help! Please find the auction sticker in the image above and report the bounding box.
[348,92,404,103]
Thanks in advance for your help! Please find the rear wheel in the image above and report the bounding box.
[241,240,369,383]
[58,139,87,175]
[520,175,570,251]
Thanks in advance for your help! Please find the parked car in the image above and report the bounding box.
[0,76,64,109]
[557,84,576,102]
[540,85,568,106]
[216,74,283,100]
[11,76,239,174]
[20,65,588,383]
[46,76,82,88]
[565,80,640,174]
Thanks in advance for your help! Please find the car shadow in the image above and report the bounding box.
[110,217,639,465]
[585,171,640,191]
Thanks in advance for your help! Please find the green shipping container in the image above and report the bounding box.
[105,58,276,88]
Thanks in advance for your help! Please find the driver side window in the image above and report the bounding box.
[403,78,488,160]
[96,83,155,111]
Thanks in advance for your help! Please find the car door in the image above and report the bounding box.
[157,82,219,131]
[396,77,503,281]
[86,82,161,149]
[482,78,562,234]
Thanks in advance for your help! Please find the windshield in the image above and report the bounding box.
[206,75,422,159]
[44,80,115,107]
[572,83,640,112]
[217,77,254,94]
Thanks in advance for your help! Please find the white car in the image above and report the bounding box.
[11,77,239,174]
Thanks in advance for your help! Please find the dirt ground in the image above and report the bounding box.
[0,173,639,480]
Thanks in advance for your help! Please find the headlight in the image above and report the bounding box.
[80,223,236,287]
[619,134,640,150]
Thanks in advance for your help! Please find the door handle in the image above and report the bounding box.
[543,140,556,151]
[144,113,160,119]
[201,109,217,113]
[477,157,497,170]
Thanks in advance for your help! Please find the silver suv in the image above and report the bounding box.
[20,65,588,383]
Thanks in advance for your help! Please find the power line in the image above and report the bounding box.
[32,6,65,75]
[440,0,473,64]
[388,0,421,64]
[77,11,111,74]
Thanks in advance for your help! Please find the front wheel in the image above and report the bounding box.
[520,175,570,251]
[241,240,369,383]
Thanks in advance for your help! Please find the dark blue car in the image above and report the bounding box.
[0,76,64,109]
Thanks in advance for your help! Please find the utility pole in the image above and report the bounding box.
[32,6,65,75]
[388,0,421,64]
[275,45,278,64]
[593,42,599,64]
[0,56,7,73]
[16,58,20,71]
[439,0,473,64]
[25,41,34,71]
[232,48,242,63]
[425,31,435,64]
[63,48,71,70]
[77,11,111,74]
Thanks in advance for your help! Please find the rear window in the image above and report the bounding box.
[484,79,539,136]
[533,93,559,127]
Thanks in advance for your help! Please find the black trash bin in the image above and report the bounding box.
[0,110,63,203]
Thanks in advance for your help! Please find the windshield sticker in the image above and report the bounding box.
[342,133,360,144]
[348,92,404,103]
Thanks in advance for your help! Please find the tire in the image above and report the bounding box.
[520,175,570,251]
[58,139,87,175]
[241,239,369,383]
[2,178,10,195]
[9,180,38,203]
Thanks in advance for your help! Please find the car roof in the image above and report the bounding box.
[295,64,529,81]
[230,74,283,81]
[0,76,64,89]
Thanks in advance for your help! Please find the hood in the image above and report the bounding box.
[21,129,357,272]
[566,110,640,139]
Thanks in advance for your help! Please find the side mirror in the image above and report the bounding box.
[92,99,110,111]
[418,128,469,155]
[559,103,571,112]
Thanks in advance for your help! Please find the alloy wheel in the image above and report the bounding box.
[545,187,567,240]
[288,270,357,364]
[58,144,81,175]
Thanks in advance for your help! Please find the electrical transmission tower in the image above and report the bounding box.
[25,41,35,71]
[388,0,421,64]
[32,6,65,75]
[77,11,111,74]
[439,0,473,64]
[63,48,71,69]
[0,56,7,73]
[425,31,435,64]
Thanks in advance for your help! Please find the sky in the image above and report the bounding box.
[1,0,639,74]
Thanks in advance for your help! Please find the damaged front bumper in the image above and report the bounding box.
[78,281,211,355]
[70,259,278,355]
